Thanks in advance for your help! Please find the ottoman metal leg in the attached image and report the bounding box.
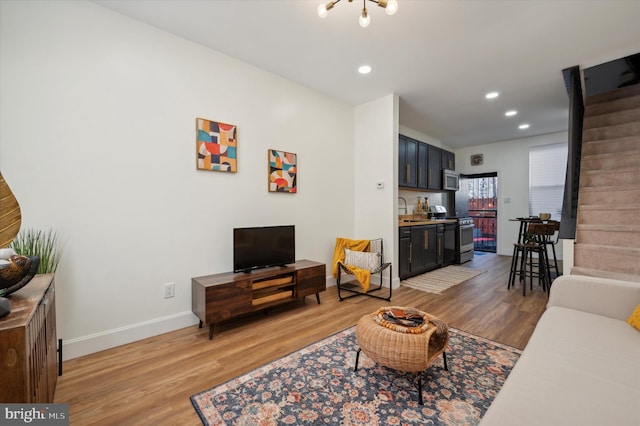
[354,348,361,371]
[417,373,424,405]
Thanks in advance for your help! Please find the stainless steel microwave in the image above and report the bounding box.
[443,169,459,191]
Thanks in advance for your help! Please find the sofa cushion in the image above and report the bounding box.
[627,304,640,331]
[480,306,640,426]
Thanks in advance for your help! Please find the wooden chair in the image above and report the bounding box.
[543,220,561,279]
[336,238,392,301]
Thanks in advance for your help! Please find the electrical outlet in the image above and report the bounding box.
[163,282,175,299]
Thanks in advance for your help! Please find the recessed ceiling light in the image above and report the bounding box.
[519,123,530,130]
[358,65,372,74]
[485,91,499,100]
[505,110,517,117]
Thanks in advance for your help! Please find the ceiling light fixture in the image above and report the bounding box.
[519,123,530,130]
[485,91,499,100]
[358,65,372,74]
[505,110,517,117]
[318,0,398,28]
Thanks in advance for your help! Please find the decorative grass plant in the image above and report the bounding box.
[10,228,62,274]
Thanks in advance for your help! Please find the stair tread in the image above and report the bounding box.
[583,121,640,131]
[583,135,640,146]
[581,164,640,171]
[578,223,640,231]
[586,84,640,105]
[579,188,640,196]
[575,243,640,253]
[583,151,640,159]
[577,204,640,210]
[570,267,640,283]
[585,96,640,112]
[583,107,640,128]
[579,184,640,191]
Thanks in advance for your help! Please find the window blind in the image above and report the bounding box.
[529,143,568,220]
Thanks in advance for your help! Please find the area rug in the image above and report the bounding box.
[190,326,520,425]
[401,266,486,294]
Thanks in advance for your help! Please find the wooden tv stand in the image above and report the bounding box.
[191,259,326,339]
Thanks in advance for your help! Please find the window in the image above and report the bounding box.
[529,143,568,221]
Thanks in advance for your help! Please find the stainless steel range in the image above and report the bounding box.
[456,217,475,264]
[429,206,475,264]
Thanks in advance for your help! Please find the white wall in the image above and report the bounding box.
[455,131,568,256]
[0,0,357,359]
[354,95,398,286]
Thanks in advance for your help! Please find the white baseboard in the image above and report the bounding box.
[62,275,400,361]
[61,311,200,361]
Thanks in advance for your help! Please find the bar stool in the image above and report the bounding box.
[508,219,540,290]
[509,222,551,296]
[543,220,561,279]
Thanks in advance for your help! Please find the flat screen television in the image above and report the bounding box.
[233,225,295,273]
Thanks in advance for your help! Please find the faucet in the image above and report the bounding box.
[398,197,407,214]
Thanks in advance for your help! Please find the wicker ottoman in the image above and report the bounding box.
[354,306,450,405]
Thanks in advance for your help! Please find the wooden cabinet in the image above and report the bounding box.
[424,225,438,271]
[192,260,326,339]
[417,142,428,189]
[0,274,57,403]
[399,134,450,190]
[398,135,417,188]
[410,226,427,275]
[442,149,456,171]
[443,223,457,266]
[427,145,442,190]
[436,224,445,267]
[399,226,438,279]
[399,228,412,280]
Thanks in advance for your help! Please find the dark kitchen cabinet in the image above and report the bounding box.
[400,224,451,279]
[399,134,448,191]
[410,226,428,275]
[436,224,444,267]
[427,145,442,190]
[399,135,417,188]
[417,142,428,189]
[442,149,455,171]
[399,228,412,280]
[401,225,437,277]
[443,223,457,266]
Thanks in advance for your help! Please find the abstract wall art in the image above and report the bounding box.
[268,149,297,193]
[196,118,237,172]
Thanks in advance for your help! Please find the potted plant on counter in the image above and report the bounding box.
[10,228,62,274]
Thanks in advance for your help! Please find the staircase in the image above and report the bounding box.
[572,83,640,281]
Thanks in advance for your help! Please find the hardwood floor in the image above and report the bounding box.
[54,253,552,425]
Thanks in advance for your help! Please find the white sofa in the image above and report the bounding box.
[480,274,640,426]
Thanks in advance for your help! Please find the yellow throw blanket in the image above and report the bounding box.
[332,237,371,293]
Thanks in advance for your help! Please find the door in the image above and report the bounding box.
[467,172,498,253]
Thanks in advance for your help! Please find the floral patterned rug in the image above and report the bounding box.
[191,326,520,425]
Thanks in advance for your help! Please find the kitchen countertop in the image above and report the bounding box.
[398,217,457,227]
